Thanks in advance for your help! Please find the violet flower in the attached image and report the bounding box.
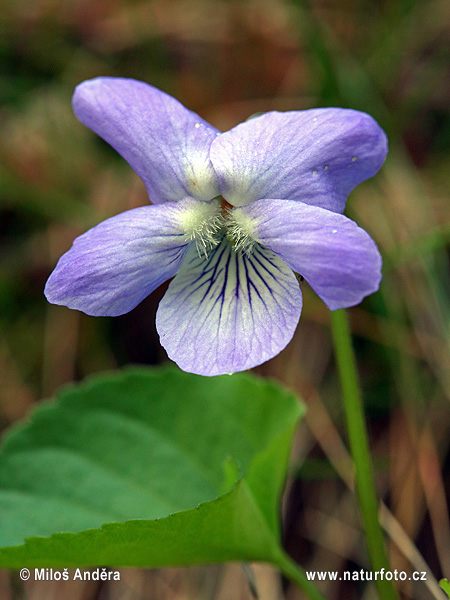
[45,78,387,376]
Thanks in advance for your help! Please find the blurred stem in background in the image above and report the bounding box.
[330,309,399,600]
[275,551,327,600]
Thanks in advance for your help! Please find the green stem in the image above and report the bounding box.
[330,309,398,600]
[275,551,327,600]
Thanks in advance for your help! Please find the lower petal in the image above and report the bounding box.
[156,237,302,376]
[236,199,382,311]
[44,200,198,316]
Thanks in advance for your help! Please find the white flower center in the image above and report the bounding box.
[225,208,256,255]
[181,198,257,258]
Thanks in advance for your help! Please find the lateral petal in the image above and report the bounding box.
[236,199,382,310]
[44,200,203,316]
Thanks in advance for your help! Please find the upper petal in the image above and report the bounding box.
[156,236,302,376]
[44,199,204,316]
[236,199,382,310]
[210,109,387,212]
[73,77,220,203]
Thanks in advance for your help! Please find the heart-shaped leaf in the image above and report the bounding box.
[0,367,303,570]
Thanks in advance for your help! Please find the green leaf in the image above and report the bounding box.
[440,579,450,597]
[0,366,303,569]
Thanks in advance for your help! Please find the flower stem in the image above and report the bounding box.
[329,309,398,600]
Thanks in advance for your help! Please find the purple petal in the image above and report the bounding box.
[73,78,220,203]
[210,109,387,212]
[236,199,382,310]
[44,199,203,316]
[156,236,302,376]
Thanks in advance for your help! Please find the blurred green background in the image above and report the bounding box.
[1,0,450,598]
